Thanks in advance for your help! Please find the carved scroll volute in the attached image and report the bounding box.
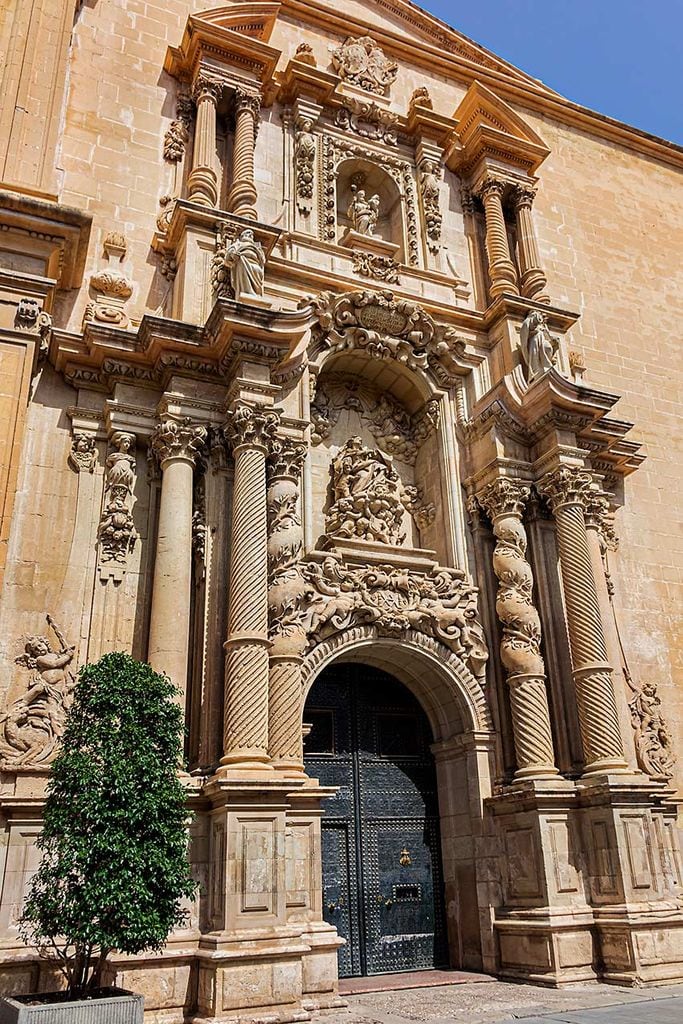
[267,438,306,575]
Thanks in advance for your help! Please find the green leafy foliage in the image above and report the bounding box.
[20,653,198,999]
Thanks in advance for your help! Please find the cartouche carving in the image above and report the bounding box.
[519,309,559,383]
[330,35,398,95]
[98,431,137,576]
[335,98,399,146]
[0,616,76,771]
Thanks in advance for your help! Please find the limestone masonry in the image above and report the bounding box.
[0,1,682,1020]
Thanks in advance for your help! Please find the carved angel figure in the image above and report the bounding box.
[224,229,266,298]
[347,187,380,235]
[0,616,76,770]
[519,309,559,383]
[630,681,676,779]
[326,436,408,545]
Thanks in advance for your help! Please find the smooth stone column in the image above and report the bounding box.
[478,478,558,779]
[148,417,207,703]
[266,438,307,775]
[220,404,279,770]
[227,87,260,221]
[478,176,519,297]
[512,184,550,303]
[187,74,222,208]
[539,466,629,775]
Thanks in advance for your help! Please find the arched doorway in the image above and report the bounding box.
[304,662,447,977]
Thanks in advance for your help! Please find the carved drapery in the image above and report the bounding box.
[511,184,549,303]
[221,404,279,769]
[148,418,207,703]
[267,438,307,774]
[477,479,557,778]
[477,176,519,298]
[538,467,628,774]
[187,74,222,207]
[97,431,137,581]
[227,88,261,221]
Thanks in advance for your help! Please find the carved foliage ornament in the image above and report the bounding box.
[295,116,317,214]
[335,99,399,146]
[538,466,594,512]
[163,91,193,162]
[0,616,76,771]
[269,558,488,683]
[224,404,279,452]
[308,289,468,385]
[330,36,398,95]
[151,418,207,466]
[419,161,442,254]
[352,250,400,284]
[267,438,306,574]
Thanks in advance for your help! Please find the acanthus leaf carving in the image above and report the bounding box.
[538,466,594,512]
[224,404,279,453]
[269,557,488,684]
[151,418,207,466]
[352,250,400,283]
[0,616,76,771]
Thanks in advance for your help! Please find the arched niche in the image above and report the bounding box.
[336,157,405,259]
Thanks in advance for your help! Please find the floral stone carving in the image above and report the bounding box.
[98,431,137,579]
[326,436,433,545]
[353,251,400,283]
[331,35,399,95]
[84,267,134,328]
[0,616,76,771]
[269,558,488,683]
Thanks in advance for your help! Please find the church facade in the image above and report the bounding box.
[0,1,682,1019]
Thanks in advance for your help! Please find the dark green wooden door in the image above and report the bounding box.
[304,663,447,977]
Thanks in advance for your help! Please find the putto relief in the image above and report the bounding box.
[0,616,76,771]
[330,35,399,95]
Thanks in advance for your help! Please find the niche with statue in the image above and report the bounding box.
[336,159,405,264]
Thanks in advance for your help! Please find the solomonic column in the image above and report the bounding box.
[148,417,207,704]
[266,437,307,775]
[512,184,550,303]
[538,466,629,775]
[227,87,261,221]
[220,403,279,770]
[478,176,519,298]
[187,74,222,207]
[478,478,558,779]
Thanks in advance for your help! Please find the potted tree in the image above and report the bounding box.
[0,653,198,1023]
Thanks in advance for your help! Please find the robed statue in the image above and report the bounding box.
[224,229,266,298]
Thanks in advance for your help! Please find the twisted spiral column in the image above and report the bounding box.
[539,467,628,774]
[148,418,207,707]
[266,439,307,774]
[512,184,549,303]
[478,177,519,297]
[227,88,260,221]
[478,478,557,778]
[187,75,221,208]
[220,405,279,770]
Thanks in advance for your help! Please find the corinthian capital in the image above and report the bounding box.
[151,418,207,467]
[511,184,537,211]
[478,175,506,201]
[193,74,223,105]
[538,465,593,512]
[268,438,307,480]
[478,478,530,521]
[234,87,261,118]
[224,404,279,453]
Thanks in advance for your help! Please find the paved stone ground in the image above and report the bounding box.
[316,980,683,1024]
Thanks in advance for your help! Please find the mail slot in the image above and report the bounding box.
[392,883,421,902]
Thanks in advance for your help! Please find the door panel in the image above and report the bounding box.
[304,663,446,977]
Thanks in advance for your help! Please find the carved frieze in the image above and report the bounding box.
[98,431,137,578]
[352,250,400,283]
[330,36,398,95]
[0,616,76,771]
[269,557,488,683]
[311,373,439,465]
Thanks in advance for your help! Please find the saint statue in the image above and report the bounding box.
[224,229,266,298]
[519,309,559,383]
[347,186,380,235]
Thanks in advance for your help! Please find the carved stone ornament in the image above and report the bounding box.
[325,435,432,545]
[222,228,266,299]
[335,98,399,146]
[538,466,594,512]
[419,161,442,254]
[151,418,207,466]
[353,250,400,283]
[347,186,380,235]
[311,373,439,465]
[0,615,76,771]
[307,289,469,385]
[267,439,306,574]
[192,475,207,564]
[519,309,560,383]
[294,42,316,66]
[211,220,239,298]
[163,90,193,163]
[629,681,676,779]
[69,432,97,473]
[14,298,52,357]
[85,267,134,329]
[331,36,399,95]
[269,557,488,683]
[409,86,433,110]
[224,404,279,453]
[294,116,317,214]
[98,431,137,578]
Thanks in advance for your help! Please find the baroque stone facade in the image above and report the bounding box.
[0,0,682,1018]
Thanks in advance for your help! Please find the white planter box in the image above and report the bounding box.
[0,988,143,1024]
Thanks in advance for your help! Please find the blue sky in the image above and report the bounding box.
[419,0,683,146]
